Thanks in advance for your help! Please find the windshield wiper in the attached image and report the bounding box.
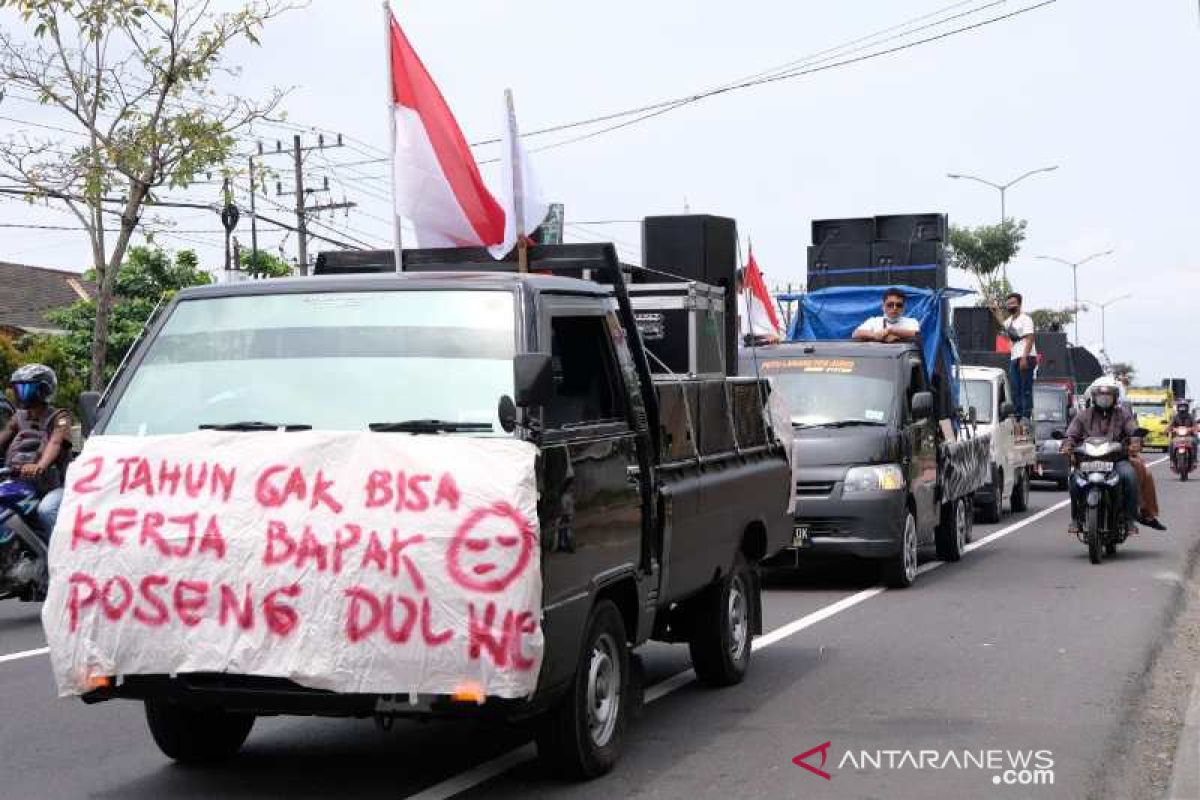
[369,419,494,433]
[797,419,887,429]
[199,421,312,432]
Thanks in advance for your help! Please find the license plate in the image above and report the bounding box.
[792,526,811,548]
[1080,461,1113,472]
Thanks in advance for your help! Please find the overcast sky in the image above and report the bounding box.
[1,0,1198,392]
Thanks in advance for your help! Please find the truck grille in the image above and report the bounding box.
[795,481,836,497]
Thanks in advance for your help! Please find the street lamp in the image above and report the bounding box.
[947,165,1059,282]
[1081,293,1133,356]
[1034,250,1115,343]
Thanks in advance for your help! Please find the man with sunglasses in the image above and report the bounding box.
[853,288,921,343]
[0,363,73,540]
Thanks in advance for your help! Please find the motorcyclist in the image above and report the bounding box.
[1062,377,1145,536]
[0,364,73,540]
[1169,400,1195,430]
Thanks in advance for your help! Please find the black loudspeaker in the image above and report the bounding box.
[1068,346,1103,388]
[1034,332,1070,379]
[807,243,872,290]
[811,217,876,246]
[960,350,1010,371]
[874,213,948,242]
[953,307,997,352]
[642,215,738,373]
[870,241,946,289]
[315,249,396,274]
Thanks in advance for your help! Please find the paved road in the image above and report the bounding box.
[2,459,1196,799]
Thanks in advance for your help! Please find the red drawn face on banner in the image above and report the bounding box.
[446,503,535,593]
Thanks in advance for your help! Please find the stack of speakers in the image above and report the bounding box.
[642,214,739,375]
[807,213,948,291]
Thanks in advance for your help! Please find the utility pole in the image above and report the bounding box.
[257,132,354,275]
[292,135,308,273]
[249,146,260,263]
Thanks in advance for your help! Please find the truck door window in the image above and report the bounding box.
[545,315,625,429]
[906,360,927,421]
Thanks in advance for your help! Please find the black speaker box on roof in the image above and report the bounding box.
[642,214,738,372]
[874,213,948,243]
[811,217,877,246]
[1034,332,1070,379]
[953,307,997,353]
[869,241,946,289]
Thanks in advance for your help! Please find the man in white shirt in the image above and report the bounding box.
[999,292,1037,421]
[853,288,921,343]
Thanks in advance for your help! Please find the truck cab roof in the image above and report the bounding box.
[175,270,613,301]
[739,340,921,363]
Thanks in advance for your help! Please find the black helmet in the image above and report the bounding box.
[9,363,57,408]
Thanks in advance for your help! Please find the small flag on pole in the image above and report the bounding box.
[740,245,783,342]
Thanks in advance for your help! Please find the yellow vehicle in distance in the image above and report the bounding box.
[1127,386,1174,450]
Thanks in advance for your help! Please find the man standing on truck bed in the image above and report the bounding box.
[995,293,1037,422]
[853,288,920,343]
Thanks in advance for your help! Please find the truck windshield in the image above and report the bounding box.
[757,357,895,426]
[1130,402,1166,420]
[960,379,994,423]
[103,289,516,435]
[1033,388,1067,423]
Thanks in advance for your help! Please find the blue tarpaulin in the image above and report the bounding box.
[780,284,974,409]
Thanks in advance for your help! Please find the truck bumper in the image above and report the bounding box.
[765,490,908,565]
[82,673,561,723]
[1035,451,1069,483]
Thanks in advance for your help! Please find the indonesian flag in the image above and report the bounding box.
[388,11,545,257]
[740,247,783,342]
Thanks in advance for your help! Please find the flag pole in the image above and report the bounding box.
[384,1,404,272]
[505,89,528,273]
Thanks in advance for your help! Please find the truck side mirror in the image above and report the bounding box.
[911,391,934,420]
[1000,401,1016,421]
[78,390,101,437]
[513,353,554,408]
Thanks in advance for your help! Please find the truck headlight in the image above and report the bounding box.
[843,464,905,495]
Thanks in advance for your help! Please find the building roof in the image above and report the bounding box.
[0,261,94,333]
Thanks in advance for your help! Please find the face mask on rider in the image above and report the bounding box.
[1095,394,1115,410]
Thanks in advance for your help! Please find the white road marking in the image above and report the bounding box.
[0,455,1171,797]
[0,646,48,664]
[399,475,1136,799]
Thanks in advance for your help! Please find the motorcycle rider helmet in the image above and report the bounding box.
[1089,377,1121,413]
[9,363,57,409]
[1177,400,1190,417]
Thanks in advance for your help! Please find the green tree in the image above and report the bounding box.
[1029,306,1080,333]
[0,332,84,412]
[1110,362,1137,385]
[0,0,292,389]
[239,248,293,278]
[46,245,210,388]
[947,220,1027,306]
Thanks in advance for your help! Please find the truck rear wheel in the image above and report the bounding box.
[935,498,970,562]
[1011,468,1030,513]
[144,700,254,764]
[687,556,754,687]
[536,599,629,779]
[977,468,1003,524]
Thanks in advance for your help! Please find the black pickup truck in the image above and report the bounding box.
[74,244,792,778]
[740,340,990,587]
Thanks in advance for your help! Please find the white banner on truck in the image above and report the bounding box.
[41,431,542,699]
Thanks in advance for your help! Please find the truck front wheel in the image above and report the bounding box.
[144,700,255,764]
[687,556,754,687]
[536,600,629,779]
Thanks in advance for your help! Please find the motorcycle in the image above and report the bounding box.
[1170,426,1196,481]
[1061,435,1131,565]
[0,467,50,601]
